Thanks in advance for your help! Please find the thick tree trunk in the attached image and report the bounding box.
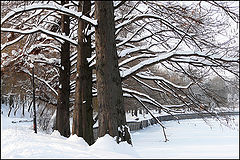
[55,0,70,138]
[134,109,138,117]
[95,1,132,145]
[72,1,94,145]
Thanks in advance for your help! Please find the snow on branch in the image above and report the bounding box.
[92,86,185,112]
[70,50,78,66]
[116,22,148,47]
[120,51,174,79]
[120,50,239,80]
[1,3,97,26]
[1,50,24,69]
[123,92,156,105]
[122,87,182,114]
[117,29,171,48]
[118,47,142,58]
[192,51,239,63]
[30,43,61,52]
[1,27,78,46]
[22,68,58,96]
[115,13,190,38]
[136,73,193,89]
[1,35,25,51]
[119,54,156,67]
[132,76,165,93]
[117,43,157,58]
[113,1,126,10]
[23,45,60,68]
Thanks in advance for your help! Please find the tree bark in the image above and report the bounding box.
[55,0,70,138]
[95,1,132,145]
[72,1,94,145]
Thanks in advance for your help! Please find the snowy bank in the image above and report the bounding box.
[1,110,239,159]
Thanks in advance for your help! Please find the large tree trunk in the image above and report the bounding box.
[95,1,132,145]
[55,0,70,138]
[72,1,94,145]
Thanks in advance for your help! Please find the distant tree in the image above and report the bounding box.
[204,76,229,109]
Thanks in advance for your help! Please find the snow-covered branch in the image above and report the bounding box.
[1,35,25,51]
[1,3,97,26]
[122,87,183,114]
[120,51,174,79]
[132,76,165,93]
[116,22,148,47]
[22,68,58,96]
[120,50,239,79]
[119,54,156,67]
[136,73,193,89]
[1,27,78,46]
[117,43,158,58]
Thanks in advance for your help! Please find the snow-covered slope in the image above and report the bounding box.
[1,113,139,159]
[1,104,239,159]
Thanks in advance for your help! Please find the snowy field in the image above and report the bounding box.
[1,107,239,159]
[132,117,239,159]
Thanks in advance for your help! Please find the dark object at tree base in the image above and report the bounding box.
[12,120,33,123]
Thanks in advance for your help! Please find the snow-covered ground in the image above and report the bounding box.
[132,117,239,159]
[1,105,239,159]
